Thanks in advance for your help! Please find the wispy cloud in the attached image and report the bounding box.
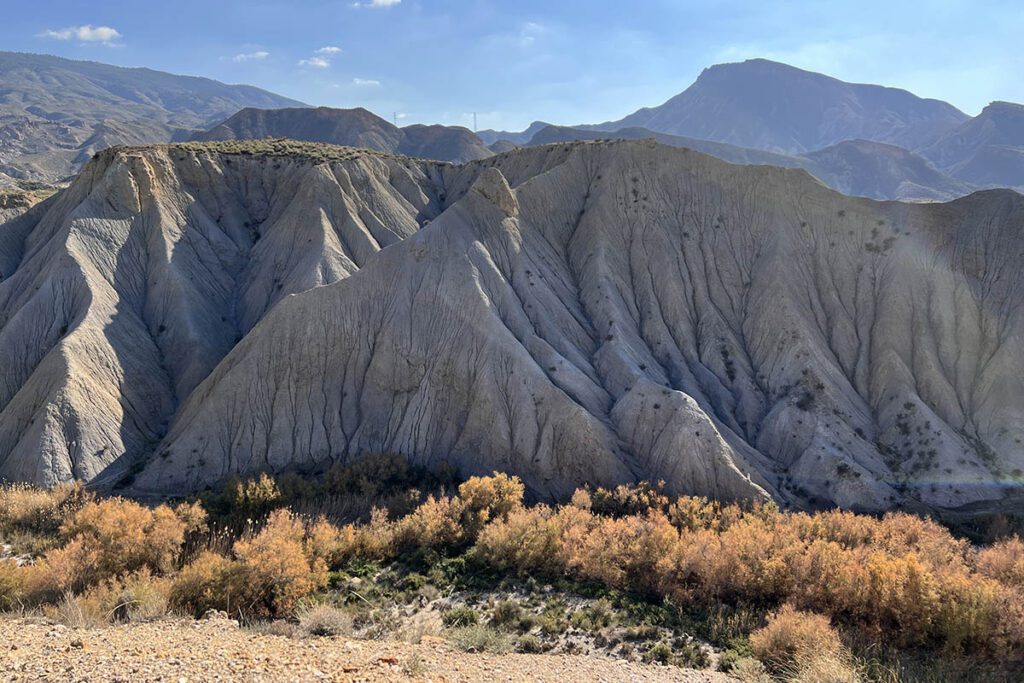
[353,78,381,87]
[298,46,342,69]
[298,56,331,68]
[232,51,270,62]
[352,0,401,8]
[38,25,122,46]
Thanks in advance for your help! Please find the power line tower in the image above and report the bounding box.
[393,112,398,127]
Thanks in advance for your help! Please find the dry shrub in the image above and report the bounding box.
[750,605,843,672]
[458,472,524,520]
[231,509,328,618]
[44,590,109,628]
[0,560,24,611]
[168,551,238,617]
[217,473,284,521]
[171,509,327,620]
[0,482,91,537]
[568,510,677,594]
[475,505,561,577]
[299,604,354,636]
[589,481,670,517]
[976,536,1024,588]
[20,498,191,601]
[108,569,171,622]
[393,495,466,551]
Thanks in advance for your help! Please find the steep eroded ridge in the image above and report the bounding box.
[0,141,451,485]
[132,141,1024,512]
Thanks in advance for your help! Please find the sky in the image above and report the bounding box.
[2,0,1022,132]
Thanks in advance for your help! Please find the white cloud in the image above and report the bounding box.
[39,25,122,45]
[232,51,270,62]
[316,46,342,55]
[298,56,331,68]
[353,78,381,87]
[351,0,401,8]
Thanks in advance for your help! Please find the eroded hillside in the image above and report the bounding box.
[0,140,450,485]
[2,139,1022,513]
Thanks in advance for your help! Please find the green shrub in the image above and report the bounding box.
[447,624,513,653]
[441,605,479,627]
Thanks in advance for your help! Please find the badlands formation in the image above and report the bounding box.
[0,139,1022,514]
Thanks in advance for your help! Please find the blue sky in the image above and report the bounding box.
[4,0,1023,131]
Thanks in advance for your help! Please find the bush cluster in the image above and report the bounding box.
[3,471,1024,664]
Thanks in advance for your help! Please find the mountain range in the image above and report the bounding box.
[2,52,1023,202]
[0,51,303,184]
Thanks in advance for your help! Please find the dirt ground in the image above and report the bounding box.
[0,615,735,683]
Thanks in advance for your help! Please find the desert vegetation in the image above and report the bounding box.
[2,459,1023,682]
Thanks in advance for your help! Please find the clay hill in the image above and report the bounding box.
[193,107,493,163]
[1,139,1021,517]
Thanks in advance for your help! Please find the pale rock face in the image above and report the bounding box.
[3,140,1023,514]
[0,145,445,486]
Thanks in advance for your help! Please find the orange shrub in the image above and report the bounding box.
[457,472,524,534]
[750,605,842,672]
[24,498,190,597]
[570,510,677,594]
[976,537,1024,589]
[393,494,466,551]
[475,505,561,577]
[232,509,328,618]
[168,551,239,617]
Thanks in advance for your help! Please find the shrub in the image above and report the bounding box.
[0,482,91,539]
[447,624,513,653]
[299,604,354,637]
[393,495,465,552]
[475,505,561,577]
[457,473,524,536]
[589,481,670,517]
[219,473,283,520]
[749,605,842,672]
[0,560,24,611]
[490,600,523,629]
[231,509,328,619]
[109,569,171,622]
[25,498,189,598]
[441,605,479,627]
[168,551,238,617]
[516,633,544,653]
[976,536,1024,589]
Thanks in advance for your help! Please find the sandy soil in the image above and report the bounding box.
[0,616,734,682]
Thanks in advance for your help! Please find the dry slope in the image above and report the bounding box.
[1,139,1022,514]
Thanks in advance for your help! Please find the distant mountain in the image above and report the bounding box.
[800,139,975,201]
[528,124,803,168]
[194,106,492,163]
[477,121,552,146]
[0,51,304,183]
[586,59,968,154]
[527,125,973,201]
[920,102,1024,188]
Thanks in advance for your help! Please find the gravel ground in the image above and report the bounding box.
[0,616,734,682]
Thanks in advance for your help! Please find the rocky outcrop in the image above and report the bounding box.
[3,140,1023,514]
